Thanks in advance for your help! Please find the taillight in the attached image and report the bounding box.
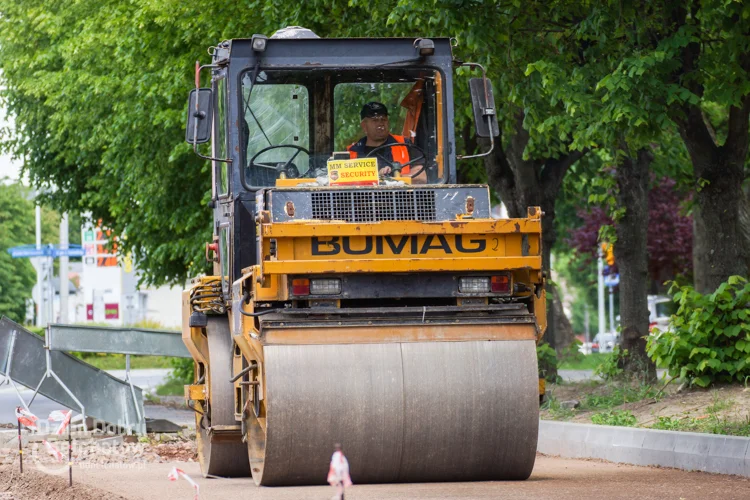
[292,278,310,295]
[491,275,510,293]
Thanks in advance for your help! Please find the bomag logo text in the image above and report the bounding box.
[311,235,486,256]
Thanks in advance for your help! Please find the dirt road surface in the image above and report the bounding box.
[10,454,747,500]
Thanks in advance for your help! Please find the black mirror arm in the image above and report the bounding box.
[457,62,496,161]
[191,61,233,164]
[192,140,234,164]
[456,123,494,161]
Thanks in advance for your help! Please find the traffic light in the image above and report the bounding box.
[600,242,615,267]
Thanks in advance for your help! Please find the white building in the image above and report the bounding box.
[78,223,182,328]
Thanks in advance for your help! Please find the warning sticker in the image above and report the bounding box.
[327,157,379,186]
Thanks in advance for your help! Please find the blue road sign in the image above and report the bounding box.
[604,273,620,287]
[8,244,85,259]
[8,246,47,258]
[51,247,86,258]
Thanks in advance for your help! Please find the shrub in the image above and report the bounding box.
[169,357,195,384]
[537,343,558,382]
[593,345,627,380]
[559,339,585,365]
[582,383,658,410]
[651,416,682,431]
[647,276,750,388]
[591,409,637,427]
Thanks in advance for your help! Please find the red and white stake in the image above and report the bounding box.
[15,407,39,473]
[49,409,75,486]
[168,467,200,500]
[42,440,64,462]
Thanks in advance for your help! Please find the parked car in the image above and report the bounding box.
[648,295,677,333]
[591,332,618,353]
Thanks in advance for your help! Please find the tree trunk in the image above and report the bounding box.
[671,37,750,293]
[741,187,750,275]
[540,210,557,358]
[478,113,587,381]
[552,285,575,351]
[614,148,656,381]
[691,161,748,292]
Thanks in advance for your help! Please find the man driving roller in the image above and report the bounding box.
[347,102,425,183]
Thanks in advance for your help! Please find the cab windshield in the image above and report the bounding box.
[241,68,445,187]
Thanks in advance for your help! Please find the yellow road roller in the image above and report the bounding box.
[182,27,546,486]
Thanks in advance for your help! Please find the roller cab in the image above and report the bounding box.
[181,28,546,486]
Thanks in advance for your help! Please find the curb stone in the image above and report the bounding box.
[538,420,750,477]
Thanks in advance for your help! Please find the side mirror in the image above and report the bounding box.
[185,88,213,144]
[469,78,499,138]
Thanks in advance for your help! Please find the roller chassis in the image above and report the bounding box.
[183,208,546,484]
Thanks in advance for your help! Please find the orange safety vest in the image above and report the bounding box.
[347,135,411,174]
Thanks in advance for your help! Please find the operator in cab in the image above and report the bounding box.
[347,102,426,183]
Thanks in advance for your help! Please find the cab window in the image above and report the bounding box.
[241,68,445,187]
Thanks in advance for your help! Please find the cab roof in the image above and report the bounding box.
[218,37,454,70]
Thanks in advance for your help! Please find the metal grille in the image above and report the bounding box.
[311,190,436,222]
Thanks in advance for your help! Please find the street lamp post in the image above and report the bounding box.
[35,204,44,327]
[597,248,606,336]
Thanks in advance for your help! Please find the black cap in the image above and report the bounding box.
[360,102,388,119]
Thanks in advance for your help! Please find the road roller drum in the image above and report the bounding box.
[248,339,539,485]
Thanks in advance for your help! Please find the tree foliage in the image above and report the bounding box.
[0,183,35,321]
[567,177,693,288]
[526,1,750,292]
[0,0,747,299]
[0,0,441,285]
[0,182,62,322]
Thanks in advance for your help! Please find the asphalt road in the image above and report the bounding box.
[65,454,750,500]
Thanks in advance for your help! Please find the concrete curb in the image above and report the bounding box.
[538,420,750,477]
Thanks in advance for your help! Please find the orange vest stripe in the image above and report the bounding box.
[347,136,411,174]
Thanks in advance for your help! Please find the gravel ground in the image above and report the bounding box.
[0,464,128,500]
[0,430,197,468]
[3,429,749,499]
[5,453,748,500]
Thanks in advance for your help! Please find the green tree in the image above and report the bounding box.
[0,182,62,322]
[575,1,750,293]
[0,0,396,286]
[0,183,36,321]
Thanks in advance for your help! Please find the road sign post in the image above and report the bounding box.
[603,274,619,335]
[597,248,604,338]
[8,244,85,326]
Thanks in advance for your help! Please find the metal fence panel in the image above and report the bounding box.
[47,323,190,357]
[0,317,145,433]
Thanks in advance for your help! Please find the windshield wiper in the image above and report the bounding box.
[248,107,272,146]
[242,62,273,147]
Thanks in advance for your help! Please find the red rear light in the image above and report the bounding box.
[491,275,510,293]
[649,322,657,332]
[292,278,310,295]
